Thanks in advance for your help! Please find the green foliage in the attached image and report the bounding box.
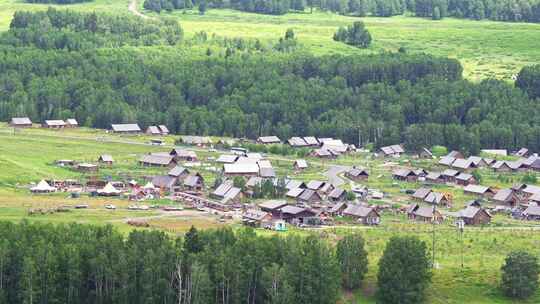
[345,191,356,201]
[376,236,432,304]
[337,234,368,289]
[333,21,372,48]
[516,64,540,99]
[233,176,246,189]
[521,173,537,184]
[4,8,183,50]
[25,0,91,3]
[472,170,482,183]
[431,145,448,157]
[501,251,539,299]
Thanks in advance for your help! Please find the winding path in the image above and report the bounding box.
[128,0,151,19]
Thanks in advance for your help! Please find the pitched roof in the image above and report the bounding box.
[246,176,263,188]
[438,156,455,166]
[97,182,121,194]
[170,149,197,159]
[147,126,161,134]
[426,172,442,180]
[288,137,308,147]
[414,206,437,218]
[298,189,320,201]
[259,200,288,210]
[259,167,276,178]
[216,154,239,163]
[280,205,309,215]
[343,205,377,217]
[523,206,540,217]
[258,136,281,143]
[328,188,346,199]
[442,169,459,177]
[286,180,305,190]
[294,159,308,168]
[347,168,369,177]
[286,187,304,198]
[452,158,473,170]
[66,118,78,125]
[424,192,446,205]
[458,206,490,219]
[412,188,432,200]
[303,137,319,146]
[44,120,66,126]
[455,173,473,181]
[306,180,325,190]
[464,184,492,194]
[243,210,270,221]
[140,154,175,166]
[11,117,32,125]
[158,125,169,134]
[447,151,463,158]
[181,136,212,145]
[393,169,414,177]
[99,154,114,162]
[111,124,141,132]
[183,174,202,187]
[168,166,188,177]
[151,175,177,189]
[224,163,260,174]
[492,188,513,202]
[213,182,233,197]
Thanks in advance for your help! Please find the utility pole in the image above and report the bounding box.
[457,219,465,269]
[432,205,436,268]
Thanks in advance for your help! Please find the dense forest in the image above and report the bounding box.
[0,221,344,304]
[1,8,183,50]
[2,9,540,152]
[25,0,92,4]
[143,0,540,23]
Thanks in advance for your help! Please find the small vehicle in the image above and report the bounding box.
[105,204,116,210]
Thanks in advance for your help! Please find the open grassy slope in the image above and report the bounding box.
[1,0,540,80]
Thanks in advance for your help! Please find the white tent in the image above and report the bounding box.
[97,182,121,196]
[30,180,57,193]
[143,182,156,190]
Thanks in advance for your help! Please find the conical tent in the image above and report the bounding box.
[97,182,121,196]
[30,180,57,193]
[143,182,155,189]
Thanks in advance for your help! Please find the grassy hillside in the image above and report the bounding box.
[0,0,540,80]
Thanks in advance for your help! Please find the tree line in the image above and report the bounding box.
[0,220,439,304]
[1,8,183,51]
[143,0,307,15]
[25,0,92,4]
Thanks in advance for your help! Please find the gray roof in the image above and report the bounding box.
[439,156,455,166]
[170,149,197,159]
[286,187,304,198]
[147,126,161,134]
[393,169,414,177]
[140,154,175,166]
[181,136,212,145]
[295,159,308,168]
[343,205,377,218]
[455,173,473,181]
[442,169,459,177]
[523,206,540,216]
[44,120,66,126]
[258,136,281,143]
[99,154,114,162]
[224,163,260,174]
[515,148,529,156]
[464,184,492,194]
[111,124,141,132]
[280,205,309,215]
[347,168,369,177]
[216,154,239,163]
[158,125,169,133]
[303,137,319,146]
[243,210,270,221]
[306,180,325,190]
[412,188,432,199]
[452,158,473,170]
[288,137,308,147]
[11,117,32,125]
[286,180,305,190]
[328,188,345,199]
[492,188,513,202]
[66,118,78,125]
[458,206,489,219]
[259,201,288,210]
[183,174,202,187]
[426,172,442,180]
[259,167,276,178]
[151,175,177,189]
[246,176,263,187]
[424,192,445,205]
[168,166,188,177]
[414,206,436,218]
[213,182,233,197]
[298,189,320,201]
[224,187,241,200]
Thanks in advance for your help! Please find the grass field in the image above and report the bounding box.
[1,126,540,303]
[0,0,540,79]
